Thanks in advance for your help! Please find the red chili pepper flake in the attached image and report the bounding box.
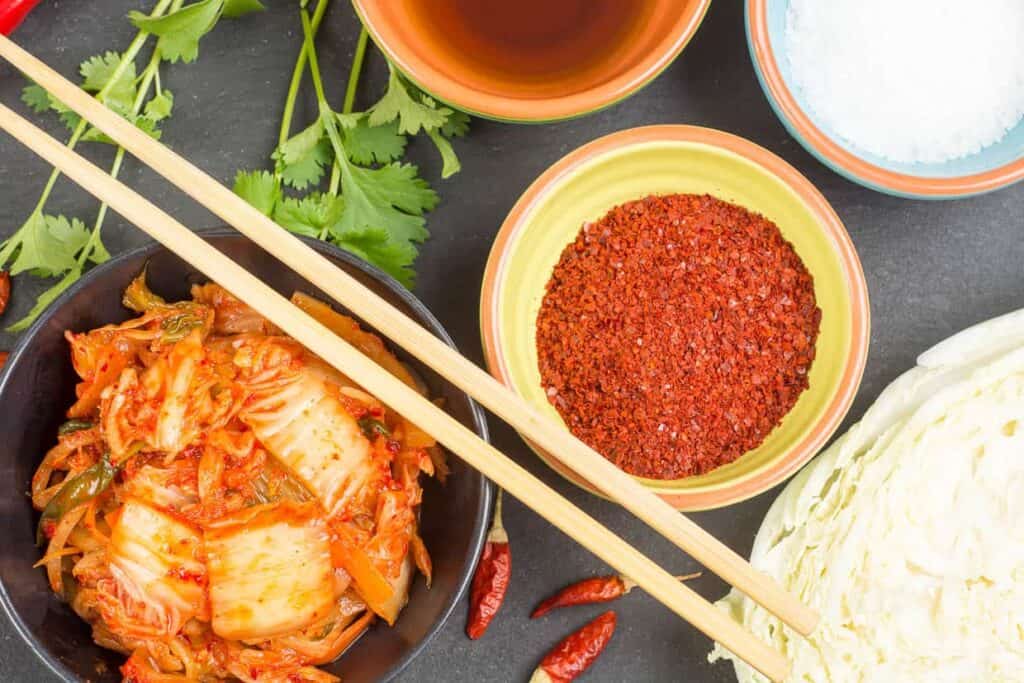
[536,194,821,479]
[466,490,510,639]
[166,565,207,586]
[0,270,10,316]
[41,518,56,540]
[530,611,617,683]
[531,571,700,618]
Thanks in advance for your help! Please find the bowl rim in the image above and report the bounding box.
[351,0,712,123]
[746,0,1024,199]
[479,124,870,510]
[0,228,493,683]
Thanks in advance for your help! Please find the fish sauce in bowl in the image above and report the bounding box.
[405,0,655,99]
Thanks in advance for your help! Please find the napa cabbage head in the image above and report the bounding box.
[710,308,1024,682]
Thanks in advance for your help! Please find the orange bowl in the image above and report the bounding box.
[351,0,711,122]
[480,126,869,510]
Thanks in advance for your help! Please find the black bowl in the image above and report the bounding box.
[0,230,492,682]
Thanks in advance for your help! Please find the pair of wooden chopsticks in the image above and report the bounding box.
[0,34,812,681]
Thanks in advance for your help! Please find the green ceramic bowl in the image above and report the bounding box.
[481,125,869,510]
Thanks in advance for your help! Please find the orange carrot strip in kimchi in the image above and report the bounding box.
[329,523,396,623]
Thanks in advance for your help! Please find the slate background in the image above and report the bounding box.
[1,1,1022,681]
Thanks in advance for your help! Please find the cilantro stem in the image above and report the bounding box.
[343,28,369,115]
[327,161,341,195]
[326,28,369,196]
[300,7,348,197]
[327,152,342,196]
[302,12,330,108]
[278,0,330,148]
[79,146,126,266]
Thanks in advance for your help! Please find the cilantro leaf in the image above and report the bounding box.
[365,73,466,176]
[343,119,407,165]
[21,84,52,113]
[332,162,434,286]
[279,139,331,189]
[274,119,332,190]
[81,53,138,121]
[7,267,83,333]
[25,52,141,134]
[79,52,137,103]
[233,170,281,216]
[356,162,438,216]
[4,213,89,277]
[49,97,83,131]
[221,0,265,18]
[144,90,175,123]
[27,90,82,130]
[335,176,428,247]
[276,119,325,165]
[368,68,450,135]
[273,194,344,238]
[132,116,163,140]
[44,215,91,258]
[335,227,419,287]
[335,112,363,129]
[441,109,470,138]
[129,0,224,64]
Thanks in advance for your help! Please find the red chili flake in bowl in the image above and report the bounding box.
[536,194,820,479]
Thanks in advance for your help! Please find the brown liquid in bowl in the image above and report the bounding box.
[401,0,661,99]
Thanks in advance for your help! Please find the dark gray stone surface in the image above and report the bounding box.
[1,1,1022,681]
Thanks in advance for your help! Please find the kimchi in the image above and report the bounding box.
[32,272,444,682]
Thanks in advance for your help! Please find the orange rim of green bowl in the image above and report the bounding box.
[480,125,870,510]
[351,0,712,123]
[747,0,1024,197]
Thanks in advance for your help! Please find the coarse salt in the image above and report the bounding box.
[785,0,1024,164]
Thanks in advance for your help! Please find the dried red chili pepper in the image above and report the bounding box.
[531,571,701,618]
[466,489,509,639]
[537,193,821,479]
[0,271,10,316]
[0,351,8,371]
[530,611,617,683]
[0,0,42,35]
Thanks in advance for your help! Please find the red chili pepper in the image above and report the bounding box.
[531,571,701,618]
[466,489,509,639]
[0,351,8,371]
[0,271,9,316]
[530,611,617,683]
[0,0,42,35]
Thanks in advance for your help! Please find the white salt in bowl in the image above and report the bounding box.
[747,0,1024,198]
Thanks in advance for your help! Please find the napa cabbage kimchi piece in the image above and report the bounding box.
[32,272,444,683]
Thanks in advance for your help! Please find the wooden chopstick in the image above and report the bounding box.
[0,102,790,683]
[0,28,814,658]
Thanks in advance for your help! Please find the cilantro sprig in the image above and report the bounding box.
[233,0,469,287]
[0,0,265,331]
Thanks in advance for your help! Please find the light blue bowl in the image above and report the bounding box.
[747,0,1024,199]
